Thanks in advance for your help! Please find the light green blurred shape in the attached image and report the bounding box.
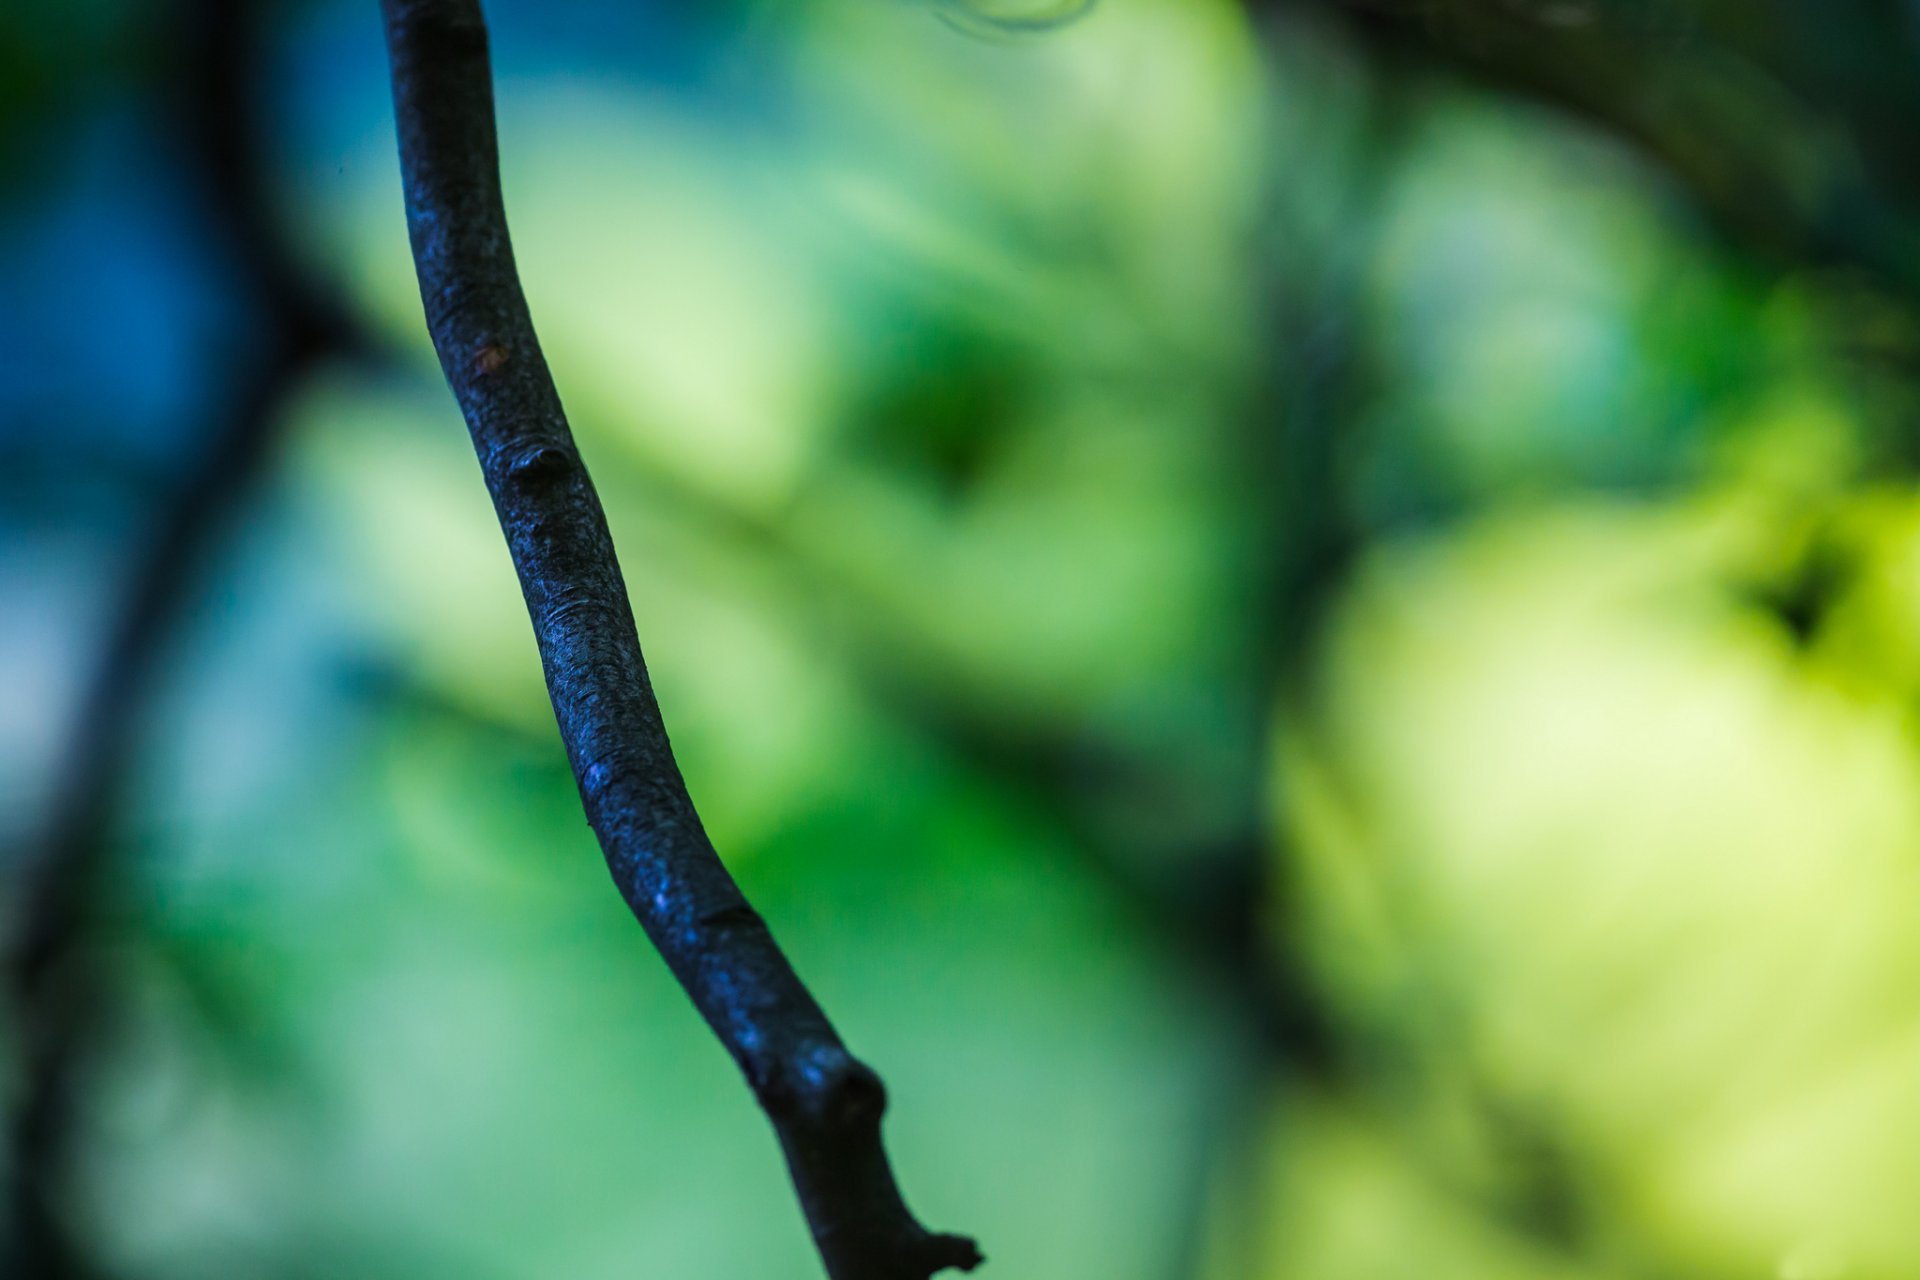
[333,88,843,511]
[504,93,846,509]
[1364,96,1749,501]
[792,0,1263,343]
[779,388,1238,708]
[1286,485,1920,1276]
[1232,1092,1614,1280]
[289,371,551,729]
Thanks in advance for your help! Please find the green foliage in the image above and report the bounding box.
[18,0,1920,1275]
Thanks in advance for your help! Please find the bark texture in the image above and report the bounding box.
[379,4,980,1277]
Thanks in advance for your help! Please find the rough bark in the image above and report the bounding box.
[378,4,980,1277]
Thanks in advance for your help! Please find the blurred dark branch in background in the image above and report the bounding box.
[4,1,362,1273]
[379,4,977,1277]
[1279,0,1920,299]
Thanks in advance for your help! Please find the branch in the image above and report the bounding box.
[376,5,979,1277]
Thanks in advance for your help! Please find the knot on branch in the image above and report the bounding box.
[502,441,574,490]
[761,1044,890,1132]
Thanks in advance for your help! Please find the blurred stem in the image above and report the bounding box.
[378,5,977,1278]
[4,1,357,1273]
[1277,0,1920,299]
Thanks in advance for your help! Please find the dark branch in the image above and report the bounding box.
[377,4,978,1277]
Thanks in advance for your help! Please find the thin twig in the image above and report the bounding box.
[377,4,978,1277]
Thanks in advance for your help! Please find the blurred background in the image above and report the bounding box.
[8,0,1920,1276]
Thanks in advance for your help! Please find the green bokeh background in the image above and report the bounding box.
[8,1,1920,1277]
